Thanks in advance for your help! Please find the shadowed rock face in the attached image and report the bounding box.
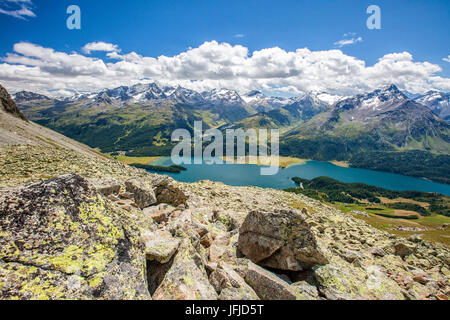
[152,239,218,300]
[0,84,27,121]
[0,174,150,300]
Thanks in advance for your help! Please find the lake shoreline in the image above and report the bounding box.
[144,156,450,196]
[113,155,449,192]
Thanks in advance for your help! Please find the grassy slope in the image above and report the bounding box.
[286,176,450,245]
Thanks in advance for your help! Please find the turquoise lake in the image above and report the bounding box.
[151,157,450,196]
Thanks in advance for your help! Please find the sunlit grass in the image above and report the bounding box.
[113,155,161,165]
[222,156,307,168]
[336,203,450,246]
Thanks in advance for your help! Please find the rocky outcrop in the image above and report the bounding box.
[0,174,149,300]
[238,209,328,271]
[0,84,27,121]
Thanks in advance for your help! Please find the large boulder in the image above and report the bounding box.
[238,209,328,271]
[244,262,298,300]
[0,174,150,300]
[313,259,405,300]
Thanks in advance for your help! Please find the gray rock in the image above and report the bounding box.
[88,177,121,196]
[313,262,404,300]
[238,209,328,271]
[154,177,188,206]
[0,174,150,300]
[291,281,319,300]
[244,261,297,300]
[152,239,217,300]
[370,247,386,257]
[143,203,176,223]
[144,236,181,264]
[125,179,157,209]
[394,242,415,257]
[209,263,259,300]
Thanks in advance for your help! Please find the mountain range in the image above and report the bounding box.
[2,82,450,301]
[283,84,450,156]
[12,83,336,154]
[14,83,337,113]
[414,91,450,122]
[11,82,450,183]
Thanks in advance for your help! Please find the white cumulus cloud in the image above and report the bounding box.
[82,42,121,55]
[0,0,35,19]
[0,40,449,96]
[443,55,450,63]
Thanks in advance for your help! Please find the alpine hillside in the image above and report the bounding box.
[0,83,449,300]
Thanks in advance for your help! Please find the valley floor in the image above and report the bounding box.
[337,203,450,246]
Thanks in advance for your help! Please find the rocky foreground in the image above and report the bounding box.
[0,144,449,300]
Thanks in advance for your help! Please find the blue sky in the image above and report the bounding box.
[0,0,449,96]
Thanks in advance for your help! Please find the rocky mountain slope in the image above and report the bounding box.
[415,91,450,122]
[0,85,27,121]
[13,83,334,156]
[0,85,106,158]
[0,84,449,300]
[282,85,450,158]
[229,92,331,131]
[13,84,259,155]
[14,83,293,113]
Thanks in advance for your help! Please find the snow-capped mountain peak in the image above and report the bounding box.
[12,91,52,103]
[415,91,450,122]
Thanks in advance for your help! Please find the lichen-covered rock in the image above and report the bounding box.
[142,230,181,264]
[209,263,259,300]
[394,242,415,258]
[238,209,328,271]
[244,261,298,300]
[0,174,150,300]
[125,179,157,209]
[152,239,217,300]
[87,177,121,196]
[313,258,404,300]
[143,204,175,223]
[291,281,320,300]
[154,177,188,206]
